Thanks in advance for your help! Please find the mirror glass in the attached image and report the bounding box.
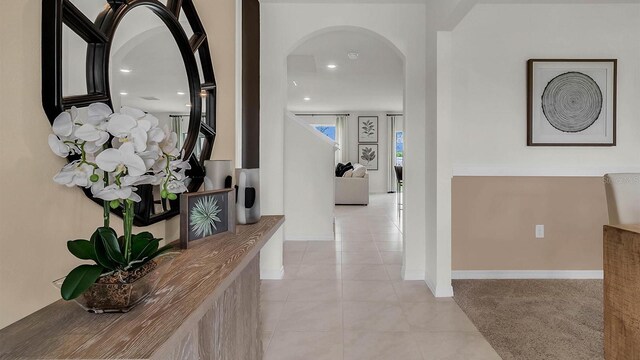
[109,6,192,216]
[62,24,89,96]
[67,0,108,22]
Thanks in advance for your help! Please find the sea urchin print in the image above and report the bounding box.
[190,196,222,238]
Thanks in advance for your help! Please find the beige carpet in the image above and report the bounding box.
[453,279,603,360]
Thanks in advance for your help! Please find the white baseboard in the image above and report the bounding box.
[424,277,454,298]
[285,235,335,241]
[261,266,285,280]
[452,270,603,280]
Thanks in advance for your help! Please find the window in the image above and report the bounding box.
[395,131,404,165]
[312,125,336,141]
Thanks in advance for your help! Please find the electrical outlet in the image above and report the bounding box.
[535,225,545,239]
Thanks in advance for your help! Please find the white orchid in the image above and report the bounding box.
[48,109,79,157]
[53,160,95,188]
[96,142,147,177]
[49,103,189,204]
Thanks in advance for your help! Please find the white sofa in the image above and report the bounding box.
[335,173,369,205]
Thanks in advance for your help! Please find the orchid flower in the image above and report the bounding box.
[107,114,149,152]
[48,109,79,157]
[74,103,113,151]
[53,160,95,188]
[95,142,146,177]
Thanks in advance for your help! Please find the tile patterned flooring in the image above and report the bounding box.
[261,194,500,360]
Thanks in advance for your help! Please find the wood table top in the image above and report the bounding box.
[605,224,640,235]
[0,215,284,360]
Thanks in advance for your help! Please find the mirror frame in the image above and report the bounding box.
[42,0,217,226]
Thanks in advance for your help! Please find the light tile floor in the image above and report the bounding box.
[262,194,500,360]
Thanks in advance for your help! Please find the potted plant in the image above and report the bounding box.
[48,103,188,312]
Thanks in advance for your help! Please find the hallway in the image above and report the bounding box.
[261,194,500,359]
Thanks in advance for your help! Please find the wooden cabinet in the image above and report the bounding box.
[604,224,640,360]
[0,216,284,360]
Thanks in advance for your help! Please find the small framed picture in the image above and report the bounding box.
[358,144,378,171]
[527,59,617,146]
[358,116,378,143]
[180,188,236,249]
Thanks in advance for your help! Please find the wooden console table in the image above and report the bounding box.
[604,224,640,360]
[0,215,284,360]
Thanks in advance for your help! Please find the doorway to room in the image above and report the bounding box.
[283,27,406,270]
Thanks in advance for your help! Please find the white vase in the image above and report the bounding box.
[236,168,261,224]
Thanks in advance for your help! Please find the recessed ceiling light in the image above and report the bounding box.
[327,64,337,69]
[119,92,128,95]
[348,52,359,60]
[292,80,299,87]
[119,68,132,73]
[177,91,185,95]
[303,97,311,101]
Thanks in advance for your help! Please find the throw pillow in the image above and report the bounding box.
[343,169,354,177]
[352,163,367,178]
[336,162,353,177]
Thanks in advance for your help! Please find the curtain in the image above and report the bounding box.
[387,115,397,192]
[335,115,349,164]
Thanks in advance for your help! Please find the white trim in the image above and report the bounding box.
[452,166,640,177]
[234,0,243,168]
[285,235,335,241]
[452,270,604,280]
[424,277,454,297]
[261,266,285,280]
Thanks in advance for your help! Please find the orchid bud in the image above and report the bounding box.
[167,193,177,201]
[110,200,120,209]
[89,174,99,182]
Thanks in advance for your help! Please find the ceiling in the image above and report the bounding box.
[287,30,404,113]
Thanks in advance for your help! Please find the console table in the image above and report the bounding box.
[604,224,640,360]
[0,215,284,360]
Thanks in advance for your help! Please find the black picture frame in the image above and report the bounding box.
[527,59,617,146]
[42,0,218,225]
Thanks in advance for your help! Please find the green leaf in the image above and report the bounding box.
[67,240,95,260]
[136,238,160,261]
[60,265,103,300]
[130,232,155,260]
[92,229,116,270]
[147,244,175,260]
[98,227,126,265]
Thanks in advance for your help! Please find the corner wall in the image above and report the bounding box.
[450,4,640,274]
[0,0,236,329]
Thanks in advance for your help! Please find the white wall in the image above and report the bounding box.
[260,3,432,284]
[451,3,640,176]
[298,112,394,194]
[284,114,336,241]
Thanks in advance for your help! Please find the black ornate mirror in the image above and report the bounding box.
[42,0,217,225]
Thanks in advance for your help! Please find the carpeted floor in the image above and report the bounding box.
[453,279,603,360]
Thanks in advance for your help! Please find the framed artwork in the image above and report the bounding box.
[527,59,617,146]
[358,116,378,143]
[180,188,236,249]
[358,144,378,171]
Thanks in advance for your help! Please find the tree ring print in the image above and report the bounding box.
[541,71,603,133]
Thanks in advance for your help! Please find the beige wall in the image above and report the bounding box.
[0,0,235,329]
[452,177,607,271]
